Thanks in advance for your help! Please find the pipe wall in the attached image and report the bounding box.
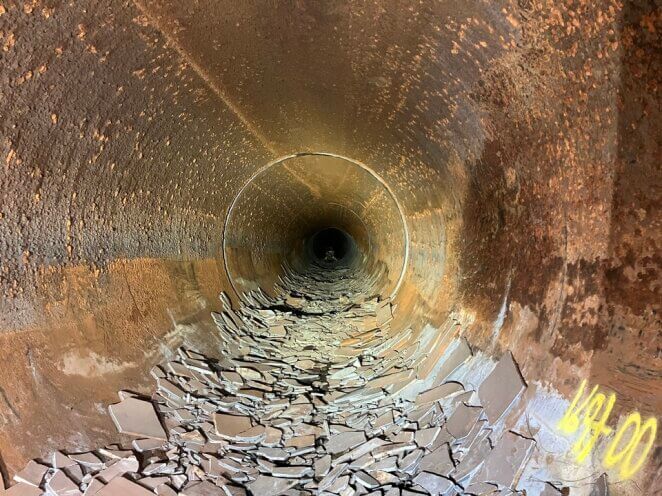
[0,0,659,484]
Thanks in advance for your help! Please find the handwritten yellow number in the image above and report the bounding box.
[559,381,657,478]
[604,413,657,479]
[558,379,600,434]
[604,413,641,468]
[572,391,615,463]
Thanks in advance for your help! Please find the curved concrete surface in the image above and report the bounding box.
[223,153,410,299]
[0,0,659,489]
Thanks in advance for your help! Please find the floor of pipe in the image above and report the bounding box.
[0,265,614,496]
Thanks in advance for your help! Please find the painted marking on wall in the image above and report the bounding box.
[558,379,657,479]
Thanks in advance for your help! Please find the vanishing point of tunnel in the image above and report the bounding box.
[0,1,660,495]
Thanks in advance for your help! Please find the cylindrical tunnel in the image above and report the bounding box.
[223,153,410,300]
[0,0,659,492]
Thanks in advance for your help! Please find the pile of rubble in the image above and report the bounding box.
[2,265,567,496]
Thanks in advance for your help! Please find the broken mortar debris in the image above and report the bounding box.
[108,397,168,440]
[0,265,584,496]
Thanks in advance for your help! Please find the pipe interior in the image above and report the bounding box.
[0,0,658,488]
[223,153,409,302]
[308,227,355,266]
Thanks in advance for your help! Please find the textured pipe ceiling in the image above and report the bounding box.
[0,0,659,486]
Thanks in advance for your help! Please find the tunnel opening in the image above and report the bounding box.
[222,153,410,305]
[308,227,355,265]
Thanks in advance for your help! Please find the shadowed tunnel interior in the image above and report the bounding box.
[222,153,409,300]
[309,228,354,264]
[0,0,660,493]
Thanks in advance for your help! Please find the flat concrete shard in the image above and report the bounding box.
[445,403,483,439]
[96,477,154,496]
[213,413,252,439]
[45,471,80,496]
[52,452,76,469]
[419,444,455,476]
[477,351,526,424]
[2,484,42,496]
[12,461,48,488]
[247,475,297,496]
[415,382,464,405]
[325,431,367,454]
[475,431,535,489]
[180,481,226,496]
[412,472,454,494]
[108,397,167,440]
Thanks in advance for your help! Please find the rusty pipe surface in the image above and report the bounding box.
[0,0,659,488]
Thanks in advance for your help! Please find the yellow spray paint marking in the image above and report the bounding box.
[558,379,599,434]
[571,391,614,463]
[604,413,657,479]
[557,381,657,479]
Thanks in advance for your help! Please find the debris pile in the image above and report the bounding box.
[2,266,565,496]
